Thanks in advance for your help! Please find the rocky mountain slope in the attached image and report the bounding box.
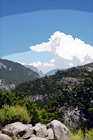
[25,65,38,73]
[0,120,70,140]
[0,59,40,90]
[14,63,93,129]
[15,62,93,96]
[39,69,59,77]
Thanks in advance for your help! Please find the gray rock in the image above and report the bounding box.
[47,120,70,140]
[28,137,48,140]
[2,122,33,139]
[61,106,81,129]
[31,123,48,138]
[47,128,54,139]
[0,134,12,140]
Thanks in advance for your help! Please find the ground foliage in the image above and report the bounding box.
[0,63,93,133]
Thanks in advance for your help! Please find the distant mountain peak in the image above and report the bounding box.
[24,65,38,73]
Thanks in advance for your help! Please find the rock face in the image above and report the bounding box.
[2,122,33,139]
[0,134,12,140]
[31,123,48,138]
[1,120,70,140]
[28,137,48,140]
[61,107,80,129]
[0,79,15,91]
[24,65,38,73]
[47,120,70,140]
[47,128,54,139]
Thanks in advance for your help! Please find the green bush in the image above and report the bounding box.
[25,100,41,125]
[0,109,5,128]
[0,105,31,128]
[40,106,65,124]
[69,129,93,140]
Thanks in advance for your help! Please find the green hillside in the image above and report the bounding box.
[0,62,93,132]
[0,59,40,86]
[14,62,93,96]
[13,63,93,130]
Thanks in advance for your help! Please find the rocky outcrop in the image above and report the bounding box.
[28,137,48,140]
[0,134,12,140]
[2,122,33,139]
[47,128,54,139]
[27,94,47,102]
[31,123,48,138]
[60,77,80,85]
[1,120,70,140]
[61,107,81,129]
[47,120,70,140]
[0,79,15,91]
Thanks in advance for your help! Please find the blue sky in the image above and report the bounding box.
[0,0,93,73]
[0,0,93,17]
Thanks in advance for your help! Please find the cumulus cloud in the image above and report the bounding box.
[50,59,55,63]
[29,31,93,66]
[29,59,55,68]
[29,61,42,67]
[69,63,74,66]
[30,42,51,52]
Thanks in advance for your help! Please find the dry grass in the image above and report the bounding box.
[69,129,93,140]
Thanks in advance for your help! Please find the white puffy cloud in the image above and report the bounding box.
[69,63,74,66]
[29,31,93,66]
[50,59,55,63]
[17,32,93,73]
[43,62,54,67]
[29,59,55,68]
[30,42,51,52]
[29,61,42,67]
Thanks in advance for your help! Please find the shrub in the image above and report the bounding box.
[0,109,5,128]
[25,100,41,125]
[85,129,93,140]
[0,105,31,128]
[69,129,93,140]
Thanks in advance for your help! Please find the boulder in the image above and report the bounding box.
[47,120,70,140]
[47,128,54,139]
[31,123,48,138]
[0,133,12,140]
[28,137,48,140]
[2,122,33,139]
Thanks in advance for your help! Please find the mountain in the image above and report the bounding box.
[39,69,59,77]
[39,69,67,77]
[24,65,38,73]
[0,59,40,90]
[11,62,93,129]
[14,62,93,96]
[39,71,45,77]
[45,69,59,76]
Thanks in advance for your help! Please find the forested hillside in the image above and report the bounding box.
[14,62,93,96]
[0,62,93,140]
[13,63,93,130]
[0,59,40,89]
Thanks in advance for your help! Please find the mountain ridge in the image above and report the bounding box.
[14,62,93,96]
[0,59,40,90]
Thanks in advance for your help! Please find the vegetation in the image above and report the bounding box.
[14,62,93,96]
[0,58,39,86]
[0,105,30,128]
[0,89,65,128]
[69,129,93,140]
[13,64,93,135]
[0,62,93,138]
